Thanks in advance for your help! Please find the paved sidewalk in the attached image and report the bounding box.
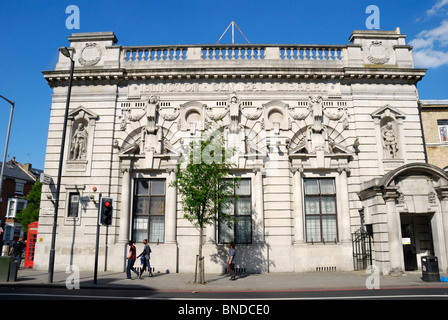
[2,267,448,292]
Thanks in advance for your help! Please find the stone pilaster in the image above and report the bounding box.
[118,164,131,243]
[383,188,405,274]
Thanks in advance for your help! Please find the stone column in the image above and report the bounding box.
[338,166,351,243]
[292,167,304,244]
[437,187,448,271]
[383,188,404,274]
[118,165,132,243]
[165,168,177,244]
[253,168,265,243]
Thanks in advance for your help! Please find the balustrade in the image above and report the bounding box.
[201,46,265,60]
[280,46,345,61]
[122,46,188,62]
[121,44,347,64]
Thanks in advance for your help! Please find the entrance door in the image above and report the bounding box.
[401,215,434,271]
[401,222,417,270]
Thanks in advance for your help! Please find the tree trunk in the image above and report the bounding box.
[197,225,204,284]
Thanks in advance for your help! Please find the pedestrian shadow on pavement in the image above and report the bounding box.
[205,272,250,284]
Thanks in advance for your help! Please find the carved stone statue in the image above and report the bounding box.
[309,95,323,132]
[71,123,88,160]
[228,92,240,131]
[146,95,159,134]
[381,122,398,158]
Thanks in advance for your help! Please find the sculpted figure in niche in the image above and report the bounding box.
[381,122,398,158]
[71,123,88,160]
[146,95,159,134]
[309,95,323,132]
[229,93,240,131]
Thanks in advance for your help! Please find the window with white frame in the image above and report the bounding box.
[218,178,252,244]
[438,120,448,143]
[6,198,27,219]
[304,178,338,243]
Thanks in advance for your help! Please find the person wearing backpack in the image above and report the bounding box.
[9,237,25,269]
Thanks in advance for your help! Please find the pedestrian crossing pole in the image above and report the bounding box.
[93,193,101,284]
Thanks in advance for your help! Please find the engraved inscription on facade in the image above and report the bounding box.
[128,81,341,97]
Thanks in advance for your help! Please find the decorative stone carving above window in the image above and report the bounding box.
[145,95,159,134]
[367,41,390,65]
[228,92,240,131]
[263,100,290,132]
[78,42,102,66]
[179,101,207,134]
[287,96,352,170]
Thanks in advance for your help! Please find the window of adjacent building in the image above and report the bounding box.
[6,198,27,219]
[67,193,80,217]
[133,179,166,243]
[304,178,338,243]
[3,225,14,242]
[15,182,24,194]
[438,120,448,142]
[218,178,252,244]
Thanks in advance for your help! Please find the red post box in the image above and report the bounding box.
[25,221,38,268]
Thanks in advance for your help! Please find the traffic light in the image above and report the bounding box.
[99,197,113,226]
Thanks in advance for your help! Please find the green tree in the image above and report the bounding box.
[171,128,239,284]
[16,179,41,232]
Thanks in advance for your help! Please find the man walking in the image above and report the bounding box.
[126,241,139,279]
[227,241,236,281]
[137,239,152,278]
[9,237,25,269]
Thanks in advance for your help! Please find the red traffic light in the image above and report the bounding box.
[100,197,113,226]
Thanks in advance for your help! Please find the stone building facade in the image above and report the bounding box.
[34,29,448,275]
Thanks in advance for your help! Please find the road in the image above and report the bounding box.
[1,284,448,300]
[1,285,446,318]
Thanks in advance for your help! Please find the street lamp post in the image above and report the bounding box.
[0,95,15,203]
[48,47,75,283]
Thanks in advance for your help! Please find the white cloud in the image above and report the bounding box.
[427,0,448,16]
[416,19,448,47]
[412,49,448,68]
[409,37,434,50]
[410,13,448,68]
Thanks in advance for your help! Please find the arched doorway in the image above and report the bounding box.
[359,163,448,275]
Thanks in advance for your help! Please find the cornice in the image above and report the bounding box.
[42,65,426,88]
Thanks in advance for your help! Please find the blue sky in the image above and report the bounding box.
[0,0,448,170]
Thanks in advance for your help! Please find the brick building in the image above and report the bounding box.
[420,100,448,171]
[0,158,37,252]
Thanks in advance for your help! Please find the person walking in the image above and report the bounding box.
[9,237,25,269]
[126,241,139,280]
[137,239,152,278]
[227,241,236,281]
